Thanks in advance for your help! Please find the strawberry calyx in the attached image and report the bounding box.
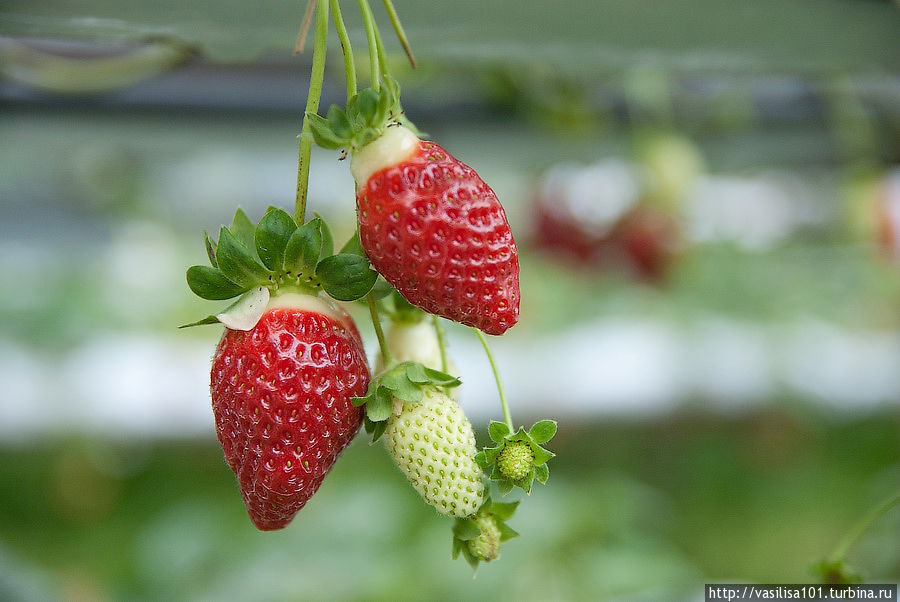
[451,497,520,571]
[351,361,460,442]
[474,420,557,495]
[182,207,380,329]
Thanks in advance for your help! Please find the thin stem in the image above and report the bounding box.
[294,0,330,225]
[330,0,356,99]
[432,315,449,373]
[372,11,390,81]
[357,0,381,89]
[382,0,416,68]
[474,328,513,431]
[828,490,900,563]
[368,293,392,366]
[294,0,317,54]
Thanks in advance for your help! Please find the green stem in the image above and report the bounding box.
[828,490,900,563]
[330,0,356,99]
[474,328,513,431]
[432,315,449,373]
[372,11,390,80]
[295,0,330,225]
[368,293,392,366]
[382,0,416,68]
[357,0,380,89]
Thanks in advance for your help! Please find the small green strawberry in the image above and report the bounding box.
[452,497,519,570]
[475,419,557,495]
[384,388,485,518]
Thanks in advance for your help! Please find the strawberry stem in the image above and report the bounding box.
[293,0,316,54]
[358,0,381,90]
[372,12,390,80]
[474,329,513,432]
[828,489,900,564]
[382,0,416,69]
[330,0,356,98]
[368,292,392,367]
[432,315,449,373]
[294,0,329,225]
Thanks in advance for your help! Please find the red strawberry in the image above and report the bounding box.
[351,125,520,335]
[210,293,369,530]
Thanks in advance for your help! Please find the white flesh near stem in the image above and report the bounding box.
[350,125,419,186]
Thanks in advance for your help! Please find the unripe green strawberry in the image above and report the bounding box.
[467,515,501,562]
[385,388,484,517]
[497,439,535,481]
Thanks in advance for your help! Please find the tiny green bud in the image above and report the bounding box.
[497,440,534,480]
[467,515,501,562]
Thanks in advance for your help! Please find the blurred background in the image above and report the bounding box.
[1,0,900,599]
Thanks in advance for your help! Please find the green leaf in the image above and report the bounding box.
[497,522,520,541]
[392,290,423,322]
[366,387,393,422]
[473,451,488,469]
[452,518,481,541]
[340,231,366,257]
[355,88,379,126]
[316,213,334,259]
[306,111,346,149]
[283,218,323,275]
[421,367,461,387]
[497,479,514,496]
[316,253,378,301]
[490,501,519,520]
[529,420,558,444]
[370,419,387,442]
[381,370,423,404]
[488,421,512,443]
[405,362,430,384]
[178,315,220,328]
[216,227,271,287]
[517,473,534,495]
[534,462,550,484]
[530,443,555,466]
[186,265,249,300]
[350,392,372,407]
[451,536,462,560]
[230,208,257,257]
[367,277,394,301]
[204,231,218,268]
[326,105,352,140]
[254,207,297,271]
[483,444,503,465]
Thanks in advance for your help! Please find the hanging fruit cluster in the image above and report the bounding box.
[182,0,557,570]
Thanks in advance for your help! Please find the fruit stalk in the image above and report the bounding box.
[330,0,356,97]
[357,0,381,89]
[827,489,900,564]
[475,329,513,432]
[295,0,330,225]
[432,315,449,373]
[368,292,392,367]
[381,0,416,68]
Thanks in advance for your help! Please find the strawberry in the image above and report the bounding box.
[307,82,520,335]
[451,498,520,570]
[211,292,369,530]
[184,208,380,529]
[384,388,484,518]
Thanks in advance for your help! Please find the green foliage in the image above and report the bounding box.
[352,361,461,442]
[475,420,557,495]
[306,76,405,151]
[451,497,520,571]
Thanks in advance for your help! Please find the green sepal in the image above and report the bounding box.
[381,370,423,404]
[204,232,218,268]
[528,420,557,444]
[366,387,393,422]
[306,112,348,149]
[315,253,378,301]
[215,227,271,288]
[478,419,557,493]
[452,518,481,541]
[283,217,324,275]
[488,421,511,443]
[326,104,352,140]
[391,290,424,323]
[497,522,520,542]
[230,208,258,258]
[186,265,249,300]
[254,207,297,271]
[340,231,367,257]
[367,277,395,301]
[316,212,334,259]
[178,315,221,329]
[363,415,388,443]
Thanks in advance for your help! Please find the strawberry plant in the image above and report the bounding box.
[181,0,558,569]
